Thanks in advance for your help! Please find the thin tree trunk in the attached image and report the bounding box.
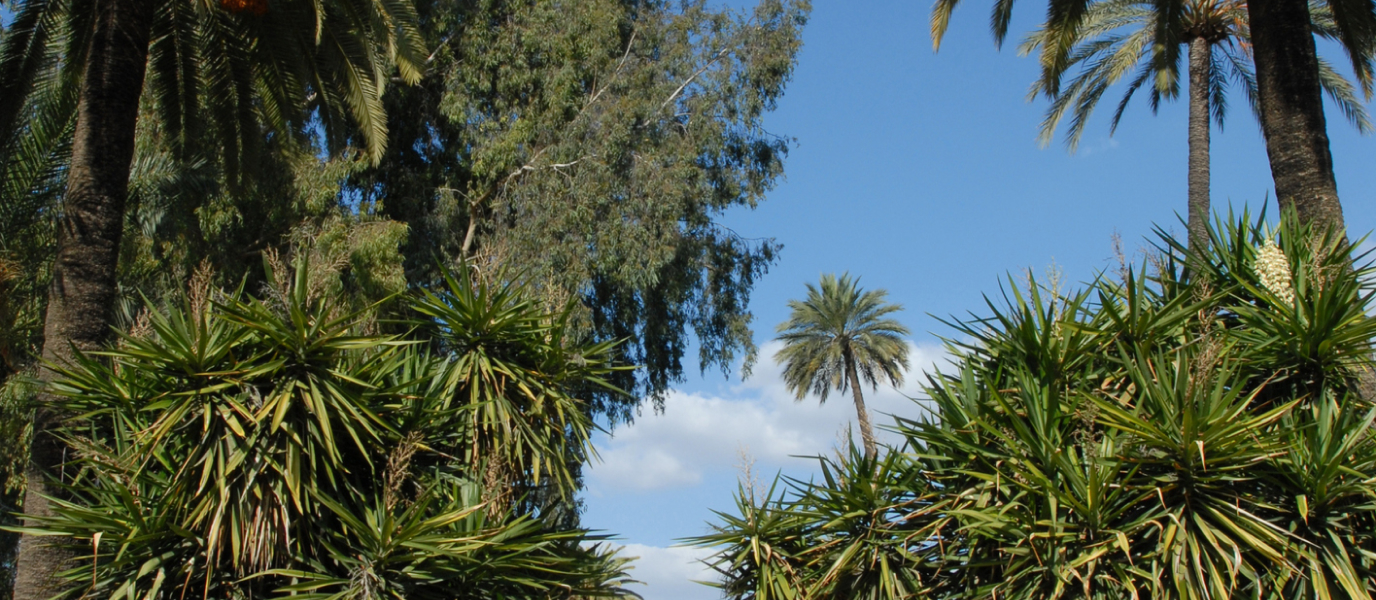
[1247,0,1346,234]
[1186,36,1211,255]
[13,0,153,594]
[843,347,877,462]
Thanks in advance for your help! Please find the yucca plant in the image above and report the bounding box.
[792,448,941,600]
[15,259,639,599]
[409,268,629,506]
[690,478,814,600]
[1093,350,1300,598]
[691,446,953,600]
[267,481,637,600]
[699,210,1376,599]
[915,212,1376,599]
[1261,392,1376,599]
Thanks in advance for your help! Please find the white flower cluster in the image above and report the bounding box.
[1254,240,1295,305]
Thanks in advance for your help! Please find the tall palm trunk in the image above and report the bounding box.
[13,0,153,594]
[843,346,878,461]
[1247,0,1346,235]
[1186,36,1211,255]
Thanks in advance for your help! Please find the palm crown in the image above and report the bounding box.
[1021,0,1372,151]
[776,273,909,459]
[0,0,425,177]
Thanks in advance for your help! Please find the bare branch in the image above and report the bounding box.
[587,28,638,108]
[659,47,731,114]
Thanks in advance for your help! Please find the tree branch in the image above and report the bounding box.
[658,47,731,114]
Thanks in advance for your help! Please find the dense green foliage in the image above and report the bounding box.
[13,262,637,599]
[0,0,808,416]
[695,212,1376,599]
[350,0,809,413]
[0,0,426,383]
[0,0,807,592]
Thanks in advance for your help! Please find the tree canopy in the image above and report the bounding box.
[349,0,810,418]
[0,0,810,418]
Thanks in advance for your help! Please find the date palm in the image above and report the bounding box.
[1021,0,1371,253]
[776,274,909,461]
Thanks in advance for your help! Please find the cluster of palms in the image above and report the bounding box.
[695,212,1376,598]
[16,261,638,599]
[1022,0,1372,251]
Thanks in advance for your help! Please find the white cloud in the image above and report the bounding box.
[1077,137,1121,157]
[618,544,718,600]
[586,341,951,494]
[591,447,701,491]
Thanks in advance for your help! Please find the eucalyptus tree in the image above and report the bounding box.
[775,274,910,461]
[347,0,810,417]
[1022,0,1372,253]
[0,0,425,594]
[932,0,1376,235]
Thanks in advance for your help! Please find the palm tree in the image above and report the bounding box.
[1246,0,1371,235]
[0,0,424,595]
[1021,0,1371,253]
[0,0,426,369]
[931,0,1376,236]
[775,274,910,461]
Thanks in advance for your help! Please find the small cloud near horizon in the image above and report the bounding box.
[586,340,951,494]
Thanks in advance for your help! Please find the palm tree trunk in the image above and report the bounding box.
[1246,0,1346,235]
[843,347,878,461]
[1186,36,1210,255]
[13,0,153,594]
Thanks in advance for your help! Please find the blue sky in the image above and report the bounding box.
[577,1,1376,598]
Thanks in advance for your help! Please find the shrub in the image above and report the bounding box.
[695,211,1376,599]
[18,261,637,599]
